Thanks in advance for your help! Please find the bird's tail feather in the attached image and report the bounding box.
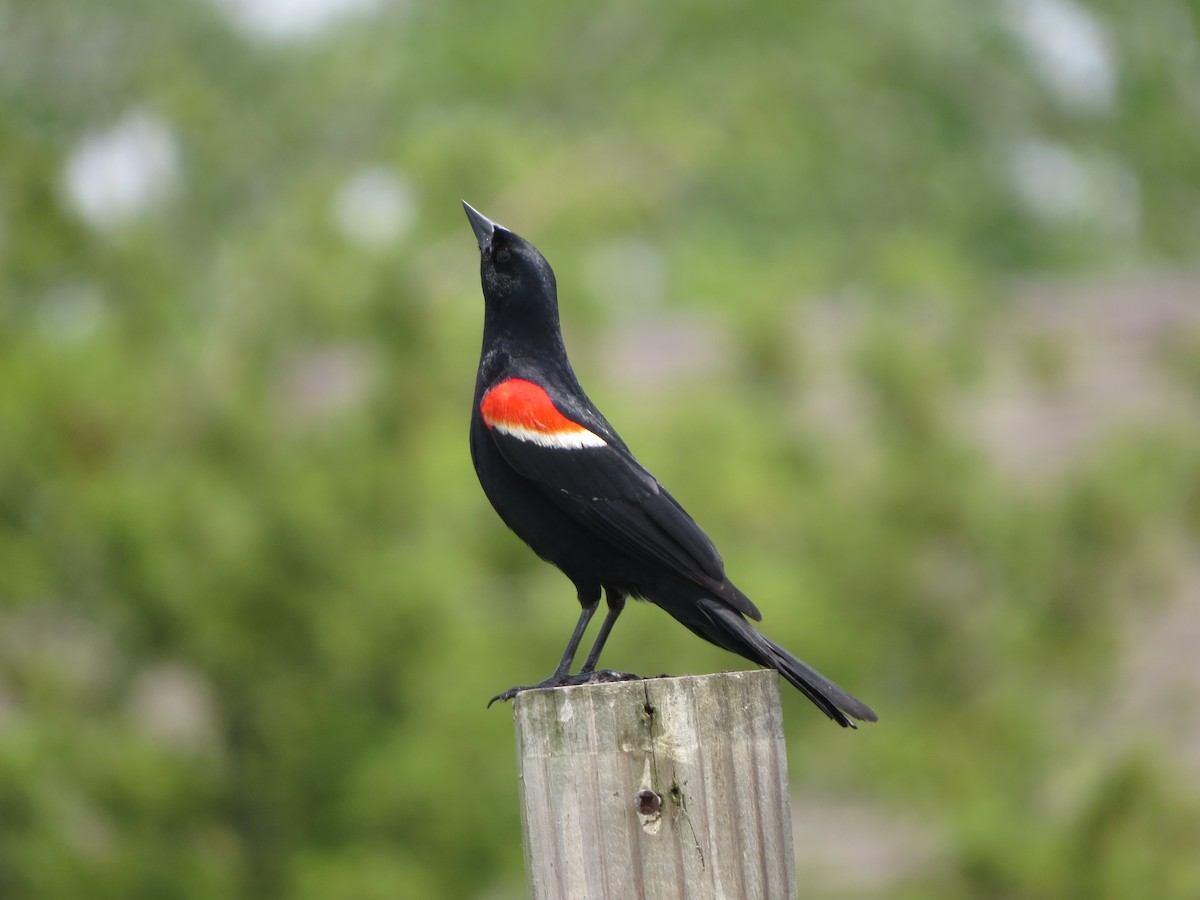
[696,600,877,729]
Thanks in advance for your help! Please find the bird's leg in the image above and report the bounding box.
[549,596,599,679]
[577,590,624,675]
[577,590,642,685]
[487,590,600,707]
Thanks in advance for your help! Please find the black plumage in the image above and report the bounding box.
[464,201,875,727]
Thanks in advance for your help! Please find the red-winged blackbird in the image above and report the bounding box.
[463,201,876,728]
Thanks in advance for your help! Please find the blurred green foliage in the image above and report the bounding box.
[2,1,1200,897]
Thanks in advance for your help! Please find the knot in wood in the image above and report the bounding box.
[635,789,662,816]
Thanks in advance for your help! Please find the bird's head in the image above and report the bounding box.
[462,201,558,311]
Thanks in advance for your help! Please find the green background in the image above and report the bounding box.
[3,1,1200,897]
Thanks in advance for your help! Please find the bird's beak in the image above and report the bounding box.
[462,201,496,253]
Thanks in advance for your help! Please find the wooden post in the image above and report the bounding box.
[513,670,797,900]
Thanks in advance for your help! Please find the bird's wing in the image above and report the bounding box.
[478,378,761,619]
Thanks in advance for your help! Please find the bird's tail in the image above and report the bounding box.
[687,598,878,729]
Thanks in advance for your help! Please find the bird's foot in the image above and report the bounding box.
[486,673,572,708]
[487,669,645,707]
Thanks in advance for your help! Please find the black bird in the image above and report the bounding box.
[463,201,876,728]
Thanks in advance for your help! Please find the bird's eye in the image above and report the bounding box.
[495,247,511,264]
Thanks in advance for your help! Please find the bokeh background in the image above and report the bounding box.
[4,1,1200,897]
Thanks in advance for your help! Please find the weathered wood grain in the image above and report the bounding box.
[513,670,796,899]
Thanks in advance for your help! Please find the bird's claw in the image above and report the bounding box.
[486,685,531,708]
[487,669,646,707]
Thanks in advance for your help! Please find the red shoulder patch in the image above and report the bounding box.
[480,379,607,449]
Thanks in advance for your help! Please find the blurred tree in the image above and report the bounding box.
[1,0,1198,897]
